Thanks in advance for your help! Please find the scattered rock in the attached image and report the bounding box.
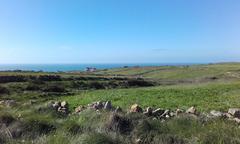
[186,106,197,114]
[210,110,224,118]
[115,106,122,113]
[228,108,240,118]
[135,138,142,144]
[224,113,233,119]
[58,107,68,114]
[75,106,85,113]
[0,100,5,105]
[104,101,112,110]
[176,108,184,115]
[160,110,170,118]
[152,108,165,117]
[143,107,153,116]
[130,104,143,113]
[52,101,61,110]
[233,118,240,123]
[61,101,68,108]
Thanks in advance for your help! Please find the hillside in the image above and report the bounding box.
[1,63,240,144]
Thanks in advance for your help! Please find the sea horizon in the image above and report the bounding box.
[0,63,205,72]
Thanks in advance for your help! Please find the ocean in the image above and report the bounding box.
[0,63,197,72]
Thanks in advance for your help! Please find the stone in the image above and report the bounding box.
[130,104,143,113]
[176,108,184,115]
[143,107,153,116]
[224,113,233,119]
[115,106,122,113]
[210,110,224,118]
[96,101,104,109]
[228,108,240,118]
[135,138,142,144]
[233,118,240,123]
[0,100,5,105]
[58,107,68,114]
[104,101,112,110]
[75,106,85,113]
[161,110,170,117]
[186,106,197,114]
[152,108,165,116]
[5,100,16,107]
[52,101,60,110]
[61,101,68,108]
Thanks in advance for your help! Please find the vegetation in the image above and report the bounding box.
[1,63,240,143]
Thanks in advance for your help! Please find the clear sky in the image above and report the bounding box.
[0,0,240,64]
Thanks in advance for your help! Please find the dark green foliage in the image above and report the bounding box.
[127,79,154,87]
[38,75,62,81]
[107,114,133,134]
[0,76,27,83]
[0,86,9,94]
[23,119,56,137]
[25,82,41,91]
[62,121,83,135]
[82,133,117,144]
[0,113,15,126]
[88,81,106,89]
[43,84,66,93]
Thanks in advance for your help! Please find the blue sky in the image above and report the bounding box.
[0,0,240,64]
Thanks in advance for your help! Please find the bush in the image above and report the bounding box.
[23,119,56,137]
[88,81,105,89]
[0,113,15,126]
[0,86,9,94]
[26,83,41,91]
[43,84,66,93]
[127,79,154,87]
[107,114,133,134]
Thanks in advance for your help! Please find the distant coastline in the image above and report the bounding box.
[0,63,202,72]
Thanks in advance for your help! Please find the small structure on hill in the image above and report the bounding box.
[85,67,97,72]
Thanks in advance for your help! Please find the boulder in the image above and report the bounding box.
[61,101,68,108]
[186,106,197,114]
[104,101,112,110]
[130,104,143,113]
[152,108,165,116]
[228,108,240,118]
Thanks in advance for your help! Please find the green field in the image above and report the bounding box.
[1,63,240,144]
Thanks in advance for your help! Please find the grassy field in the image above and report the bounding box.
[61,81,240,112]
[1,63,240,144]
